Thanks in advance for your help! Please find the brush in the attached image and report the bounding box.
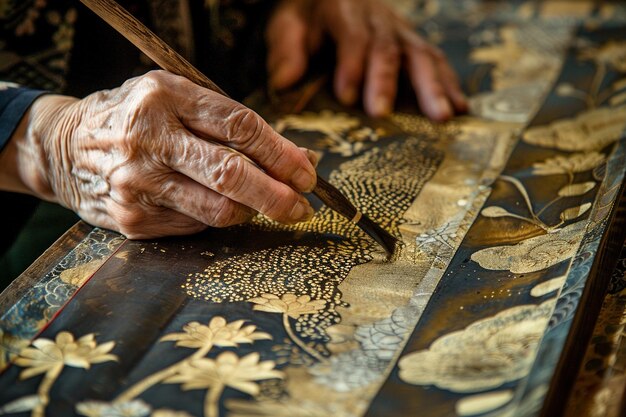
[79,0,399,255]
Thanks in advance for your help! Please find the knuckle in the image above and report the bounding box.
[211,151,248,195]
[226,106,264,147]
[114,207,146,235]
[210,198,243,227]
[259,187,293,220]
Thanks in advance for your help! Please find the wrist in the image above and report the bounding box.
[0,94,80,202]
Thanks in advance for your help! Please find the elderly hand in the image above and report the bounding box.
[2,71,317,239]
[266,0,468,121]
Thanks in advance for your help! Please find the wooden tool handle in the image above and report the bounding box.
[80,0,227,96]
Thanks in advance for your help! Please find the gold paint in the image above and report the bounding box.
[165,352,283,417]
[14,332,117,416]
[540,1,594,18]
[76,400,152,417]
[398,300,557,392]
[471,221,586,274]
[116,317,271,404]
[455,390,514,416]
[530,275,567,297]
[523,107,626,151]
[0,329,29,370]
[59,259,106,287]
[350,211,362,224]
[532,152,605,176]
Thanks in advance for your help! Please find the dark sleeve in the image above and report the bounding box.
[193,0,281,100]
[0,86,47,152]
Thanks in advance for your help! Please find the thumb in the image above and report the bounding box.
[266,5,310,90]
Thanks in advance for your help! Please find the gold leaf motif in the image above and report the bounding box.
[530,275,567,297]
[0,329,29,370]
[14,331,117,380]
[579,40,626,72]
[160,317,271,350]
[481,206,512,218]
[76,399,151,417]
[274,111,360,138]
[560,203,592,221]
[248,293,326,319]
[165,351,283,395]
[532,152,605,176]
[557,182,596,197]
[397,300,556,392]
[470,221,586,273]
[455,390,514,416]
[523,107,626,151]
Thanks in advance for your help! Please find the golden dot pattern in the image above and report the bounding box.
[182,137,443,348]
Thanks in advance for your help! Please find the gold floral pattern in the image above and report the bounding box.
[522,107,626,151]
[165,352,283,417]
[471,220,586,274]
[11,332,117,417]
[15,332,116,379]
[398,300,556,392]
[532,152,605,176]
[160,317,271,350]
[115,317,273,407]
[249,293,326,319]
[579,40,626,73]
[274,110,385,157]
[0,329,29,370]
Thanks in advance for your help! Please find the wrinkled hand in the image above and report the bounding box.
[266,0,468,121]
[12,71,317,239]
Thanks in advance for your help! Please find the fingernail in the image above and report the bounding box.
[373,96,392,117]
[290,197,314,222]
[435,97,453,121]
[340,85,358,106]
[292,166,316,192]
[304,148,320,168]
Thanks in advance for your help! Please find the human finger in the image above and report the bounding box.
[327,3,370,106]
[168,81,316,193]
[431,48,468,113]
[363,13,401,117]
[143,172,256,228]
[266,3,310,90]
[161,131,314,224]
[404,41,453,121]
[99,204,208,239]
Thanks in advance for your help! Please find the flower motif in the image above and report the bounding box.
[248,293,326,319]
[274,111,361,138]
[165,351,283,395]
[14,331,117,379]
[532,151,604,176]
[579,40,626,72]
[0,329,29,370]
[471,220,586,274]
[76,399,151,417]
[160,316,271,350]
[397,300,556,393]
[523,107,626,151]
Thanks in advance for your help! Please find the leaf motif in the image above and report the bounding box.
[557,182,596,197]
[481,206,512,218]
[560,203,592,221]
[0,395,41,413]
